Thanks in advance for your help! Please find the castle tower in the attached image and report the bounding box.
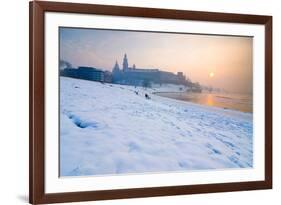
[113,60,120,73]
[123,53,129,71]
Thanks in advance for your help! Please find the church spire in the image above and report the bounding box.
[113,60,120,73]
[123,53,128,71]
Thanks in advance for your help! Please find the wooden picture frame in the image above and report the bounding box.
[29,1,272,204]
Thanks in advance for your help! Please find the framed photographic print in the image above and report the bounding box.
[29,1,272,204]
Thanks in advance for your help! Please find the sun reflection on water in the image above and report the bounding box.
[206,94,214,106]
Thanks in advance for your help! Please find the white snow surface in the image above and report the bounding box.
[60,77,253,176]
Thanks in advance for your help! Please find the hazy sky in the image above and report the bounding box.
[60,27,253,94]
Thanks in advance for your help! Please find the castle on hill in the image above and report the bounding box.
[112,54,189,86]
[60,53,192,87]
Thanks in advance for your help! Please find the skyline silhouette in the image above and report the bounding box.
[60,27,253,94]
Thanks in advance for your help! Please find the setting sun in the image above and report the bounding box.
[209,72,215,78]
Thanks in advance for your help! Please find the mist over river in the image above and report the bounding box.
[155,92,253,113]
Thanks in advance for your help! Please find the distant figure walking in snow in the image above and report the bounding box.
[145,93,151,100]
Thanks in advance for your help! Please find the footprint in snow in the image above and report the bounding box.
[64,112,99,129]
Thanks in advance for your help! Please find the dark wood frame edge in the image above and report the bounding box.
[29,1,272,204]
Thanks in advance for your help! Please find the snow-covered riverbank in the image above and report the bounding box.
[60,77,253,176]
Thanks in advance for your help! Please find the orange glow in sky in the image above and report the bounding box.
[60,28,253,94]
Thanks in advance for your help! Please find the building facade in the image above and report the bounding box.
[60,66,105,82]
[112,54,189,86]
